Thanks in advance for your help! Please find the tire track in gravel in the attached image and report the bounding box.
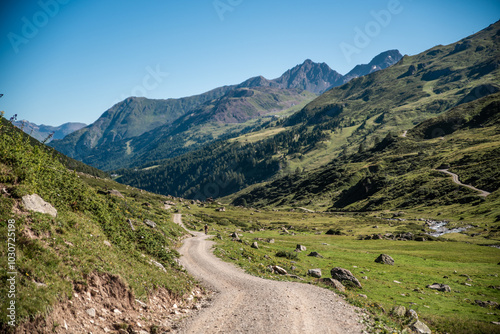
[174,214,367,334]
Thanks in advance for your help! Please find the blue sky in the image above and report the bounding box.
[0,0,499,125]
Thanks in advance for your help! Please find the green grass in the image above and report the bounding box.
[0,118,195,329]
[184,203,500,334]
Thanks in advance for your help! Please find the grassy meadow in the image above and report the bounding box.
[182,203,500,334]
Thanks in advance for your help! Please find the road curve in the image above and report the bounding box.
[173,214,366,334]
[436,169,491,197]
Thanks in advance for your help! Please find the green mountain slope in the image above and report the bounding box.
[86,87,316,170]
[115,21,499,203]
[49,86,234,167]
[0,114,195,331]
[50,52,401,171]
[231,92,500,222]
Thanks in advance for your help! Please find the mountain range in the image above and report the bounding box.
[14,121,86,143]
[113,21,499,210]
[49,50,402,170]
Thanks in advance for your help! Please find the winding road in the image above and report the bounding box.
[436,169,491,197]
[174,214,366,334]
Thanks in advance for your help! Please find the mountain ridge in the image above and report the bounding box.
[14,120,86,143]
[50,50,402,170]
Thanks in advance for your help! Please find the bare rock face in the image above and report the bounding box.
[330,267,362,288]
[22,194,57,217]
[375,254,395,265]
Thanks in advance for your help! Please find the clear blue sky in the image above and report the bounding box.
[0,0,499,125]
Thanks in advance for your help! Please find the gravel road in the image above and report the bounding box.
[174,214,367,334]
[436,169,491,197]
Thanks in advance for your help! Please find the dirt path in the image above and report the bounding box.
[173,214,366,334]
[436,169,491,197]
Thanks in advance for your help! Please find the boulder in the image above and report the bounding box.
[22,194,57,217]
[307,269,322,278]
[391,305,406,317]
[374,254,395,265]
[269,265,287,275]
[307,251,323,258]
[320,278,345,292]
[330,267,362,288]
[144,219,156,228]
[426,283,451,292]
[107,189,124,198]
[295,244,307,252]
[407,309,418,319]
[411,320,431,334]
[251,242,259,249]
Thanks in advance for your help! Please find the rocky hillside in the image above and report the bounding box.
[0,115,199,332]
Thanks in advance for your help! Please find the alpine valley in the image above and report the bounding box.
[2,18,500,334]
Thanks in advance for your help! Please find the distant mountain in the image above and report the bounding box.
[343,49,402,82]
[115,21,500,202]
[14,120,86,142]
[50,49,402,170]
[271,59,345,94]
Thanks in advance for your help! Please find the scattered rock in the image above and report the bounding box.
[358,294,368,299]
[307,269,322,278]
[362,276,368,280]
[268,265,288,275]
[407,309,418,319]
[475,300,500,309]
[144,219,156,228]
[295,244,307,252]
[86,308,96,318]
[216,207,226,212]
[107,189,124,198]
[150,260,166,273]
[320,278,346,292]
[127,219,136,231]
[266,239,275,244]
[103,240,112,247]
[251,242,259,249]
[22,194,57,217]
[411,320,431,334]
[330,267,362,288]
[392,305,406,317]
[307,251,323,258]
[426,283,451,292]
[374,254,395,265]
